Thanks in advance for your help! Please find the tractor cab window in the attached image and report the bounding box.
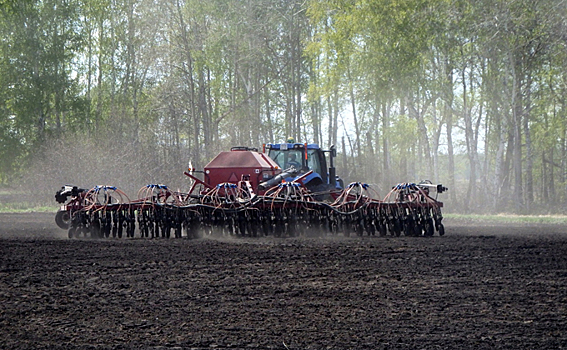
[307,149,322,175]
[268,148,322,175]
[267,150,283,168]
[269,150,302,170]
[284,151,302,169]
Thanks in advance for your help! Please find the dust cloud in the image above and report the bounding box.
[18,132,191,207]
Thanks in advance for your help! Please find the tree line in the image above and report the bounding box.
[1,0,566,213]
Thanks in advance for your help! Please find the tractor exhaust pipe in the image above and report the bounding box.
[329,145,336,189]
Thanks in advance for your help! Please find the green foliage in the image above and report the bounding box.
[0,0,87,181]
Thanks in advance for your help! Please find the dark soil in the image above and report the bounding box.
[1,212,566,349]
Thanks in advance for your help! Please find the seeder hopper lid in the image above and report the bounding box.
[204,150,279,170]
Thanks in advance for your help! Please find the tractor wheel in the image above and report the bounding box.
[56,210,71,230]
[68,226,76,239]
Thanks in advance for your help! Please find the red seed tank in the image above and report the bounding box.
[203,147,281,192]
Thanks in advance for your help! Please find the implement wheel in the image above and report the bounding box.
[424,218,435,237]
[378,224,387,236]
[68,226,76,239]
[437,223,445,236]
[56,210,71,230]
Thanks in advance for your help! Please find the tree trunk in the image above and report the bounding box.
[199,71,212,160]
[175,0,199,167]
[328,88,339,147]
[96,16,104,131]
[382,102,391,186]
[523,74,534,210]
[542,150,548,205]
[341,136,347,178]
[462,64,476,210]
[408,94,432,180]
[443,59,457,206]
[327,95,333,147]
[265,88,274,142]
[347,67,362,165]
[511,52,524,212]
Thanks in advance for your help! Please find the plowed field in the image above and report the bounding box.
[1,212,566,349]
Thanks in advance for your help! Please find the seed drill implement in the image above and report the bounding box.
[55,143,447,238]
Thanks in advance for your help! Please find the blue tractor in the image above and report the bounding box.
[263,142,344,192]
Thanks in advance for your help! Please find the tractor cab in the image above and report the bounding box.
[265,142,343,190]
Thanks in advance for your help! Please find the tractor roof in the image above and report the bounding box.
[266,143,321,150]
